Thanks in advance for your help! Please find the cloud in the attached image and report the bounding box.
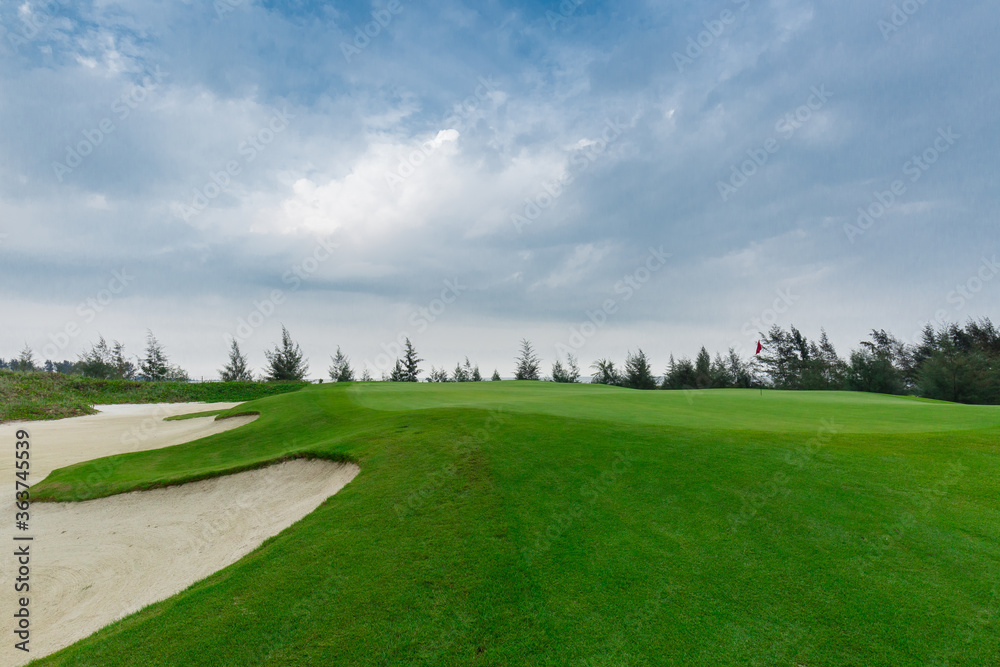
[0,0,997,378]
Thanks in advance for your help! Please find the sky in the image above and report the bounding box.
[0,0,997,380]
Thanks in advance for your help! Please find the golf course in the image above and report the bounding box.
[22,382,999,665]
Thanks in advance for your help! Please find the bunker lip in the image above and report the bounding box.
[0,404,359,666]
[7,460,359,666]
[0,402,251,487]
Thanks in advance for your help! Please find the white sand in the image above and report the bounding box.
[2,402,254,483]
[0,404,358,665]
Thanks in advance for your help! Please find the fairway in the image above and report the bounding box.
[29,383,1000,665]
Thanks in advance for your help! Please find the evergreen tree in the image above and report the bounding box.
[78,336,115,379]
[140,330,170,381]
[726,348,756,388]
[402,338,422,382]
[709,352,731,388]
[389,359,407,382]
[112,340,136,380]
[328,346,354,382]
[553,353,581,383]
[220,338,254,382]
[623,349,657,389]
[471,362,483,382]
[264,325,309,381]
[427,366,450,382]
[694,346,712,388]
[491,369,502,381]
[566,354,580,383]
[164,364,190,382]
[816,329,846,389]
[360,365,373,382]
[514,339,541,380]
[15,344,36,372]
[551,359,567,383]
[661,354,697,390]
[453,361,470,382]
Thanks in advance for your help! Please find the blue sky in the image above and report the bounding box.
[1,0,997,379]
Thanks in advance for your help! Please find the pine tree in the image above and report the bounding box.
[15,344,36,372]
[661,354,696,390]
[389,359,407,382]
[694,346,711,389]
[220,338,254,382]
[491,369,502,381]
[514,339,541,380]
[428,366,450,382]
[264,325,309,381]
[565,354,580,383]
[551,358,567,383]
[111,340,136,380]
[552,353,581,383]
[402,338,422,382]
[623,349,657,389]
[78,336,114,379]
[140,330,170,381]
[328,346,354,382]
[360,365,373,382]
[461,357,481,382]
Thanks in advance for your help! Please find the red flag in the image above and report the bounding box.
[755,340,762,355]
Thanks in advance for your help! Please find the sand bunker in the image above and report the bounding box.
[1,402,256,483]
[0,404,358,665]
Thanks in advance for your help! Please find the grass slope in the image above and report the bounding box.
[0,370,307,422]
[30,383,1000,666]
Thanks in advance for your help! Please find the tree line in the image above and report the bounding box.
[4,319,998,405]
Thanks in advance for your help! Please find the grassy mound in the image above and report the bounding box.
[0,370,307,422]
[31,383,1000,665]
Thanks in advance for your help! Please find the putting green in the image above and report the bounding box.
[348,382,1000,433]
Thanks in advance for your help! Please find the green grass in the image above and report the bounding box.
[163,409,230,421]
[0,370,307,422]
[29,383,1000,665]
